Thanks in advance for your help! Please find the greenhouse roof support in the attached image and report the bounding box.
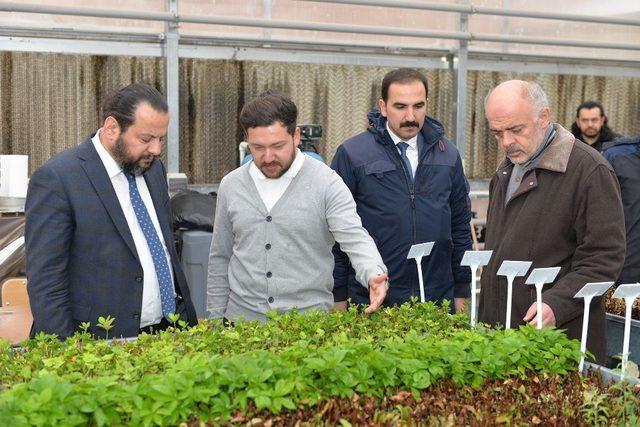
[309,0,640,27]
[1,2,639,52]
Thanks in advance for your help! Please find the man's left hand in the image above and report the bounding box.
[366,273,388,314]
[523,302,556,327]
[454,297,467,313]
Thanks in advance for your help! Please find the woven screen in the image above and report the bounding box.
[241,61,452,163]
[1,51,638,183]
[0,52,164,177]
[464,71,640,178]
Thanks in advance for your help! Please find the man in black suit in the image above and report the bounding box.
[25,83,197,339]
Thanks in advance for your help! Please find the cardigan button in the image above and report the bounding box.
[265,243,271,250]
[266,271,272,278]
[266,215,272,222]
[268,297,274,303]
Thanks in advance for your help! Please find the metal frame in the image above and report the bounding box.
[164,0,180,173]
[1,1,639,174]
[453,2,469,156]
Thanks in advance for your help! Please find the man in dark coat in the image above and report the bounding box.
[25,83,197,339]
[570,100,622,152]
[603,135,640,284]
[331,68,472,311]
[478,80,625,364]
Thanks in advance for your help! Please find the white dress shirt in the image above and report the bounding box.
[386,122,419,177]
[92,130,174,328]
[249,148,305,211]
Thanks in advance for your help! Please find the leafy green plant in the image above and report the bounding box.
[0,302,636,426]
[96,316,115,339]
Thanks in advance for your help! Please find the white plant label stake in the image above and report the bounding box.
[460,250,493,327]
[525,267,561,329]
[574,282,614,372]
[612,283,640,377]
[407,242,435,303]
[497,260,532,329]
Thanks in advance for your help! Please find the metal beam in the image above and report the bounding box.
[0,35,163,56]
[306,0,640,27]
[263,0,272,41]
[467,57,640,79]
[0,2,173,22]
[164,0,180,174]
[453,5,469,156]
[3,32,640,79]
[179,45,447,68]
[1,2,640,52]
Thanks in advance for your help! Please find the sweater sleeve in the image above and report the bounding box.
[330,145,358,300]
[542,164,626,326]
[206,178,233,319]
[324,171,387,289]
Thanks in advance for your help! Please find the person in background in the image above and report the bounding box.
[479,80,625,364]
[207,90,388,322]
[571,100,622,152]
[603,134,640,285]
[25,83,197,339]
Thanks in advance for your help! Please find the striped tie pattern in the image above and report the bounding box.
[125,172,176,319]
[398,141,413,181]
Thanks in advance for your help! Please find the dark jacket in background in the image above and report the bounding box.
[331,110,472,307]
[603,135,640,284]
[571,122,622,152]
[478,124,625,365]
[25,135,198,339]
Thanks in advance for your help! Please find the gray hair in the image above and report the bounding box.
[484,80,550,118]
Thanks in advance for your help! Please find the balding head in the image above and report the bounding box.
[485,80,549,119]
[484,80,552,165]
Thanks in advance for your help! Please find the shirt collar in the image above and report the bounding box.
[91,129,124,179]
[386,122,418,150]
[249,148,305,180]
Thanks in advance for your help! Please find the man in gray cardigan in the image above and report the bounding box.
[207,90,388,322]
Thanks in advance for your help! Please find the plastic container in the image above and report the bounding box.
[179,230,213,319]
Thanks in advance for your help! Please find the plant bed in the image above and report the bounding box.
[1,302,639,426]
[604,287,640,367]
[201,372,640,426]
[605,287,640,320]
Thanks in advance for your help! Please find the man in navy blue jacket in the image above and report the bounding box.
[331,68,472,311]
[25,84,197,339]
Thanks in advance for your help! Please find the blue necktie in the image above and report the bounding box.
[398,142,413,181]
[125,172,176,319]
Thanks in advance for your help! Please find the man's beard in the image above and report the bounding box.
[260,159,293,179]
[583,127,600,137]
[258,143,296,179]
[112,136,153,176]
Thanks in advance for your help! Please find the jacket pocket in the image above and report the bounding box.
[364,160,396,178]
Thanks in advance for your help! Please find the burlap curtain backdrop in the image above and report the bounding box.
[465,71,640,178]
[1,52,639,182]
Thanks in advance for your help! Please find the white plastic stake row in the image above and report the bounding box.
[497,261,532,329]
[461,250,493,327]
[573,282,615,372]
[406,242,435,303]
[611,283,640,377]
[525,267,561,329]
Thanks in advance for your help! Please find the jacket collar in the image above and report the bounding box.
[497,123,575,175]
[366,108,445,150]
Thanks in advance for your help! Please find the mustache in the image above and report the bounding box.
[505,146,523,154]
[400,121,419,128]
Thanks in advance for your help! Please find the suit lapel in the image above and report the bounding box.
[77,137,140,263]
